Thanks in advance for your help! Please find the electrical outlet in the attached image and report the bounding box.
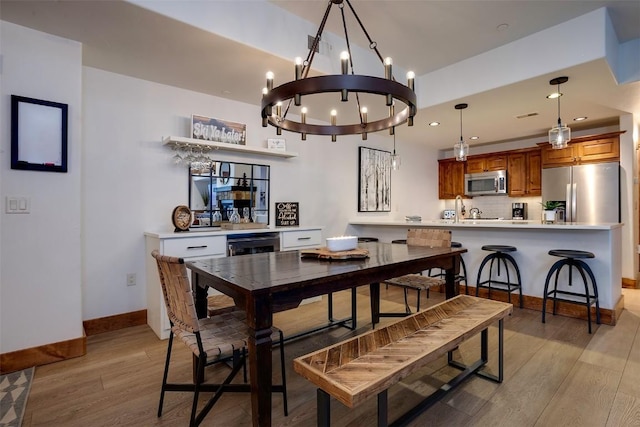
[126,273,136,286]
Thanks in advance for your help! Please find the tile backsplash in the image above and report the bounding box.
[444,196,542,220]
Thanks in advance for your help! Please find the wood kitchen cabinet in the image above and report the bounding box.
[507,149,541,196]
[540,132,621,168]
[438,158,465,199]
[465,154,507,173]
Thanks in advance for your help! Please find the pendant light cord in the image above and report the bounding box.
[557,83,562,127]
[459,107,464,142]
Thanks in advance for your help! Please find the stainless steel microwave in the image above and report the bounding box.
[464,170,507,196]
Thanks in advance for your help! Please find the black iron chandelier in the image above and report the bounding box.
[261,0,417,141]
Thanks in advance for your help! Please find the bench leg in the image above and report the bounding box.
[318,389,331,427]
[448,320,504,384]
[378,390,388,427]
[475,320,504,383]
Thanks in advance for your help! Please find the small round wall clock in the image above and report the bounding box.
[172,205,192,232]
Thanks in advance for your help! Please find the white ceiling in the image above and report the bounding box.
[1,0,639,150]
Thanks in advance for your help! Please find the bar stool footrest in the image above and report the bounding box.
[545,290,598,306]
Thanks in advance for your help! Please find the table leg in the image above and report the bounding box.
[191,272,208,319]
[247,296,273,427]
[370,282,380,326]
[445,255,459,299]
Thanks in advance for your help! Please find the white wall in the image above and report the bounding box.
[0,22,83,353]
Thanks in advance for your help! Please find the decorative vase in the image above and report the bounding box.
[230,208,240,224]
[543,209,556,224]
[213,210,222,224]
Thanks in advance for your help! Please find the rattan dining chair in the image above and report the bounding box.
[151,250,288,427]
[382,229,451,315]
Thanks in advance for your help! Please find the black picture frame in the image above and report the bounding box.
[358,146,391,212]
[11,95,68,173]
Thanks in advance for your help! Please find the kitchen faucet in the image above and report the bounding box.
[455,195,466,223]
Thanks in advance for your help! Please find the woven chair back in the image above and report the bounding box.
[406,228,451,248]
[151,250,200,333]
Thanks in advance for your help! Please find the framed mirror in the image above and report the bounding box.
[189,160,270,228]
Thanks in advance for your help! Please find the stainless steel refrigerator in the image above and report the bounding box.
[541,161,620,223]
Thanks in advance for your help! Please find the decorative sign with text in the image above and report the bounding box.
[275,202,299,227]
[191,114,246,145]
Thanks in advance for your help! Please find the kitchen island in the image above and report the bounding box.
[348,219,623,325]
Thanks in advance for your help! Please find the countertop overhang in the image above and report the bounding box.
[349,219,622,231]
[145,225,324,239]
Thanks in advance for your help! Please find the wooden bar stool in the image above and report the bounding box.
[475,245,523,308]
[542,249,600,333]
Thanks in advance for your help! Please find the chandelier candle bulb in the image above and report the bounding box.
[406,72,415,126]
[276,103,282,135]
[262,87,271,118]
[340,51,349,74]
[331,109,337,142]
[294,57,303,80]
[384,57,392,79]
[340,51,350,101]
[266,71,274,91]
[406,71,415,91]
[294,57,303,105]
[361,107,368,139]
[301,107,307,140]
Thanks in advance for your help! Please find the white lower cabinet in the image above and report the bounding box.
[145,234,226,339]
[280,228,323,250]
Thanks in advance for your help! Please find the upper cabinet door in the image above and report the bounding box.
[507,153,526,196]
[540,132,621,168]
[577,137,620,163]
[466,155,507,173]
[465,157,486,174]
[438,159,465,199]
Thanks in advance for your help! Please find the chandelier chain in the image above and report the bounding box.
[340,3,363,123]
[344,0,384,65]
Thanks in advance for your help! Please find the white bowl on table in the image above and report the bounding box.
[326,236,358,252]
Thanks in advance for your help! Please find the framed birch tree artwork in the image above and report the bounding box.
[358,146,391,212]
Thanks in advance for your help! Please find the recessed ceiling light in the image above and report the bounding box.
[470,136,479,140]
[573,116,587,121]
[428,121,440,126]
[547,92,562,99]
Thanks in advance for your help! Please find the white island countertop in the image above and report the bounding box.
[349,219,622,231]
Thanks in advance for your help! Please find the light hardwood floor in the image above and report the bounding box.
[23,286,640,426]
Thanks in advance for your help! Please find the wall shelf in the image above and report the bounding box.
[163,136,298,158]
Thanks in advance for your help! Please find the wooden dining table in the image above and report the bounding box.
[187,241,466,427]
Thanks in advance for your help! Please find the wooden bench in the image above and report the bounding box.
[293,295,513,426]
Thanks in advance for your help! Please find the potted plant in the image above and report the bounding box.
[540,201,561,223]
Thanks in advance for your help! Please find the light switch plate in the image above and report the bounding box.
[6,196,30,214]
